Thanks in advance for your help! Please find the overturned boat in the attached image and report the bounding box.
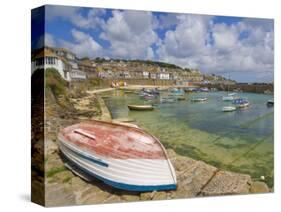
[58,120,177,191]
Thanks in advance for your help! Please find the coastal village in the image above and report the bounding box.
[32,46,234,86]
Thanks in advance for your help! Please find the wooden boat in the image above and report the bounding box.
[191,97,208,102]
[222,106,236,112]
[128,104,154,111]
[58,120,177,191]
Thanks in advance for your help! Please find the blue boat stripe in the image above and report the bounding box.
[61,143,108,167]
[62,150,177,192]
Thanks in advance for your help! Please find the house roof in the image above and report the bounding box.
[34,49,58,59]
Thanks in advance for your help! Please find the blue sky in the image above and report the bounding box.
[32,5,274,83]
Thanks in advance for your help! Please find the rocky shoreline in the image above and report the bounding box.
[44,89,271,207]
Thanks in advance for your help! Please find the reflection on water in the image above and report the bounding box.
[103,90,274,187]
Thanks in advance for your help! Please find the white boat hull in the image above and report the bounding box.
[58,139,177,191]
[222,106,236,112]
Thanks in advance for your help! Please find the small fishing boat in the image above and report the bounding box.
[170,88,184,95]
[58,120,177,191]
[160,97,176,103]
[199,87,209,92]
[222,106,236,112]
[267,99,274,107]
[233,98,250,108]
[151,88,160,95]
[191,97,208,102]
[128,104,154,111]
[143,93,156,100]
[177,96,186,101]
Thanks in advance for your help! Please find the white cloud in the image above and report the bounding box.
[157,14,273,82]
[59,29,102,58]
[46,5,105,29]
[100,10,158,59]
[157,14,213,67]
[212,24,239,51]
[36,33,56,48]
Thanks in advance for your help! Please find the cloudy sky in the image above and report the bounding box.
[32,5,274,82]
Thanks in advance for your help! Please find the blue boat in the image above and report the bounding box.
[233,98,250,108]
[199,87,209,92]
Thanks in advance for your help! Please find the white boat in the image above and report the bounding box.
[58,120,177,192]
[191,97,208,102]
[222,106,236,112]
[160,97,176,103]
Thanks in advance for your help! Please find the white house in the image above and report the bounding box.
[69,70,87,80]
[31,49,71,81]
[66,58,87,80]
[142,71,149,79]
[149,73,157,79]
[157,72,170,80]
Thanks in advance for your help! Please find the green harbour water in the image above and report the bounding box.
[103,90,274,187]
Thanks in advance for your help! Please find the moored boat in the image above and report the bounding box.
[170,88,184,95]
[199,87,209,92]
[160,97,176,103]
[128,104,154,111]
[58,120,177,191]
[267,99,274,107]
[177,96,186,101]
[191,97,208,102]
[184,87,197,93]
[222,106,236,112]
[233,98,250,108]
